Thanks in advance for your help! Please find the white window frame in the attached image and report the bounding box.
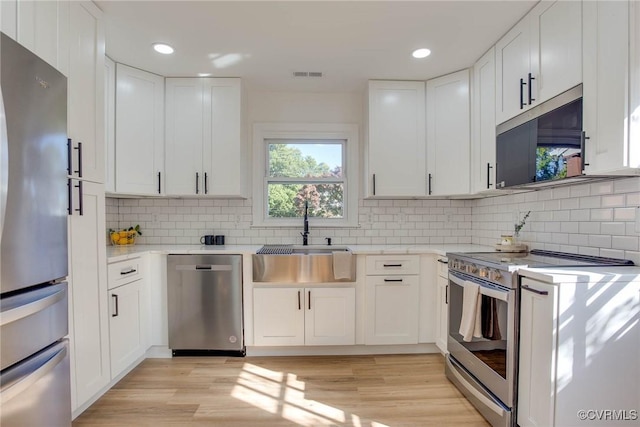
[252,123,359,228]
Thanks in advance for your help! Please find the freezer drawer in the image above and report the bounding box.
[0,282,68,370]
[167,255,244,353]
[0,339,71,427]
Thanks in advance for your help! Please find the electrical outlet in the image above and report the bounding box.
[636,207,640,233]
[368,213,374,223]
[152,213,160,224]
[398,212,406,223]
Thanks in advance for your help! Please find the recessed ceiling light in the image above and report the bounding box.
[412,48,431,59]
[153,43,174,55]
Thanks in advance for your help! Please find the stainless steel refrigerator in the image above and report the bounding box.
[0,32,71,426]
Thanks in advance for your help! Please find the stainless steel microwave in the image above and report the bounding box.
[496,85,584,189]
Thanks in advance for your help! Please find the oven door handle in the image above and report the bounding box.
[449,273,509,302]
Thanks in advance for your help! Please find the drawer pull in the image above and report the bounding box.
[383,264,403,268]
[120,269,137,275]
[437,259,448,264]
[522,285,548,296]
[384,278,403,283]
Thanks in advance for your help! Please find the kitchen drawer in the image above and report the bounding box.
[107,257,145,290]
[437,257,448,278]
[365,255,419,276]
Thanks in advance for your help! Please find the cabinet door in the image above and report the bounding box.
[109,279,146,379]
[471,47,497,194]
[583,0,639,174]
[104,56,115,193]
[518,279,557,427]
[495,18,530,124]
[68,1,104,183]
[305,288,355,346]
[165,78,204,196]
[202,78,243,196]
[68,181,109,410]
[365,275,419,345]
[115,64,165,195]
[253,288,304,346]
[368,80,426,197]
[426,69,470,196]
[1,0,17,39]
[435,274,448,354]
[17,0,68,73]
[530,0,582,105]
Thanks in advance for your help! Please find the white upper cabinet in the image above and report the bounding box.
[68,1,105,184]
[1,0,69,75]
[104,56,115,193]
[367,80,426,197]
[426,69,471,196]
[165,77,244,197]
[471,47,497,194]
[496,0,581,124]
[115,63,165,195]
[582,0,640,175]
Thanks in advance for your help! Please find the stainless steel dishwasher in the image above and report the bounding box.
[167,254,244,356]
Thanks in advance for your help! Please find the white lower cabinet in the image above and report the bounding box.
[253,287,355,346]
[434,258,448,354]
[68,181,109,413]
[107,256,148,379]
[364,275,419,345]
[364,255,420,345]
[108,280,146,378]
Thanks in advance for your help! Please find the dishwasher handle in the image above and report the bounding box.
[176,265,233,272]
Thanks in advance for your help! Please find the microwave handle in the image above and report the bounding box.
[581,131,590,172]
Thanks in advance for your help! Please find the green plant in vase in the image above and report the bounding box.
[514,211,531,241]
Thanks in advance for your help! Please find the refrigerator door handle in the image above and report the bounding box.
[0,345,67,404]
[73,141,83,178]
[0,286,67,326]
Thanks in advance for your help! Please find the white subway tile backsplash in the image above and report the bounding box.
[107,177,639,260]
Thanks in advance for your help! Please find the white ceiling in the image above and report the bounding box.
[96,0,538,92]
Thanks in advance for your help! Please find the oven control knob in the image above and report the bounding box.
[478,268,488,278]
[468,264,478,274]
[491,270,502,281]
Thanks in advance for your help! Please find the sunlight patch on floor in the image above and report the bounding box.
[231,362,391,426]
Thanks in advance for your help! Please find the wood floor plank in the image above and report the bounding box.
[73,353,489,427]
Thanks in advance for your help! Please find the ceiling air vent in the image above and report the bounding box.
[292,71,323,78]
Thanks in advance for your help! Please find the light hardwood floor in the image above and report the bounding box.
[74,354,489,427]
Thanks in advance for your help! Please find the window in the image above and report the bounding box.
[252,123,358,227]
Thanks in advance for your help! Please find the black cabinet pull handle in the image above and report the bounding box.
[581,131,590,171]
[372,173,376,196]
[522,284,549,296]
[487,163,493,188]
[74,142,83,177]
[204,172,208,194]
[520,78,526,109]
[67,138,72,175]
[384,278,403,282]
[195,172,199,194]
[120,269,137,275]
[445,284,449,304]
[112,294,119,317]
[67,179,73,215]
[383,263,402,267]
[298,290,301,310]
[157,171,161,194]
[308,290,311,310]
[75,180,83,216]
[528,73,535,105]
[428,173,432,195]
[437,259,448,264]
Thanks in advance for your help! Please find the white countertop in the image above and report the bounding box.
[519,266,640,283]
[106,243,496,263]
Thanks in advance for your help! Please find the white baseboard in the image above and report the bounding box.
[246,343,439,357]
[146,345,172,358]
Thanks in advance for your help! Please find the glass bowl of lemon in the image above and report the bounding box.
[109,225,142,246]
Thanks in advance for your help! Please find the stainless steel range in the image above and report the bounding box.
[444,249,634,427]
